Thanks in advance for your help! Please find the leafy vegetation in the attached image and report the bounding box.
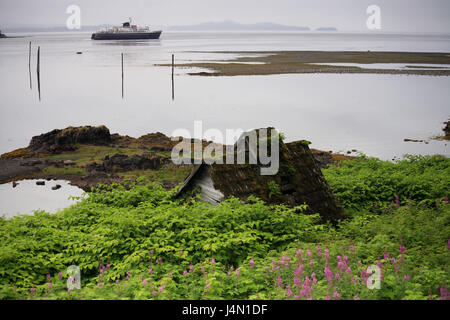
[0,155,448,300]
[323,154,450,210]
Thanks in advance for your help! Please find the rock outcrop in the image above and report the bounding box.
[28,125,111,154]
[444,121,450,140]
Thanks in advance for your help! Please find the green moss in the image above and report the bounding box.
[121,165,191,184]
[42,166,87,176]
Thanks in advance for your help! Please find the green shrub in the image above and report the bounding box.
[323,154,450,210]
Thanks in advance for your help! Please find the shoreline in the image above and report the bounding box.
[0,126,355,191]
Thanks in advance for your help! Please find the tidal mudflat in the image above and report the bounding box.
[163,51,450,76]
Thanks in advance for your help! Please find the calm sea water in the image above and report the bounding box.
[0,31,449,160]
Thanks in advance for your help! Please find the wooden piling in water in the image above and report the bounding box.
[36,46,41,101]
[171,54,174,100]
[121,53,124,99]
[172,54,174,77]
[28,41,32,90]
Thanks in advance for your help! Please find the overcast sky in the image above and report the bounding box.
[1,0,449,32]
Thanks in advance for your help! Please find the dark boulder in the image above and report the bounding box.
[28,125,111,154]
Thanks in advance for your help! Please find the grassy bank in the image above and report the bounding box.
[0,155,448,300]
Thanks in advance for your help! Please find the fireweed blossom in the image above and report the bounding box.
[324,248,330,260]
[249,259,255,266]
[295,264,304,277]
[333,291,340,299]
[294,276,301,287]
[324,267,333,281]
[316,246,322,258]
[235,268,241,279]
[275,276,283,287]
[349,244,355,253]
[286,285,293,297]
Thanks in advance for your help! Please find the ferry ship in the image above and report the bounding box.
[91,19,162,40]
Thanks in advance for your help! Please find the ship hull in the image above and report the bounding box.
[91,31,162,40]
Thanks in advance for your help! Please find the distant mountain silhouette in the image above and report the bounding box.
[168,21,310,31]
[315,27,338,32]
[2,25,109,33]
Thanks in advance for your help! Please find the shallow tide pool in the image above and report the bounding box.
[0,179,85,218]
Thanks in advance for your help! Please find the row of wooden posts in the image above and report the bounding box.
[120,52,175,99]
[28,42,175,101]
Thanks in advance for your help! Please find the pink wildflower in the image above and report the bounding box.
[324,267,333,281]
[235,267,241,279]
[249,259,255,266]
[286,285,293,297]
[294,264,304,277]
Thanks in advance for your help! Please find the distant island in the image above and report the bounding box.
[1,25,108,33]
[168,20,310,31]
[316,27,338,32]
[0,29,6,38]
